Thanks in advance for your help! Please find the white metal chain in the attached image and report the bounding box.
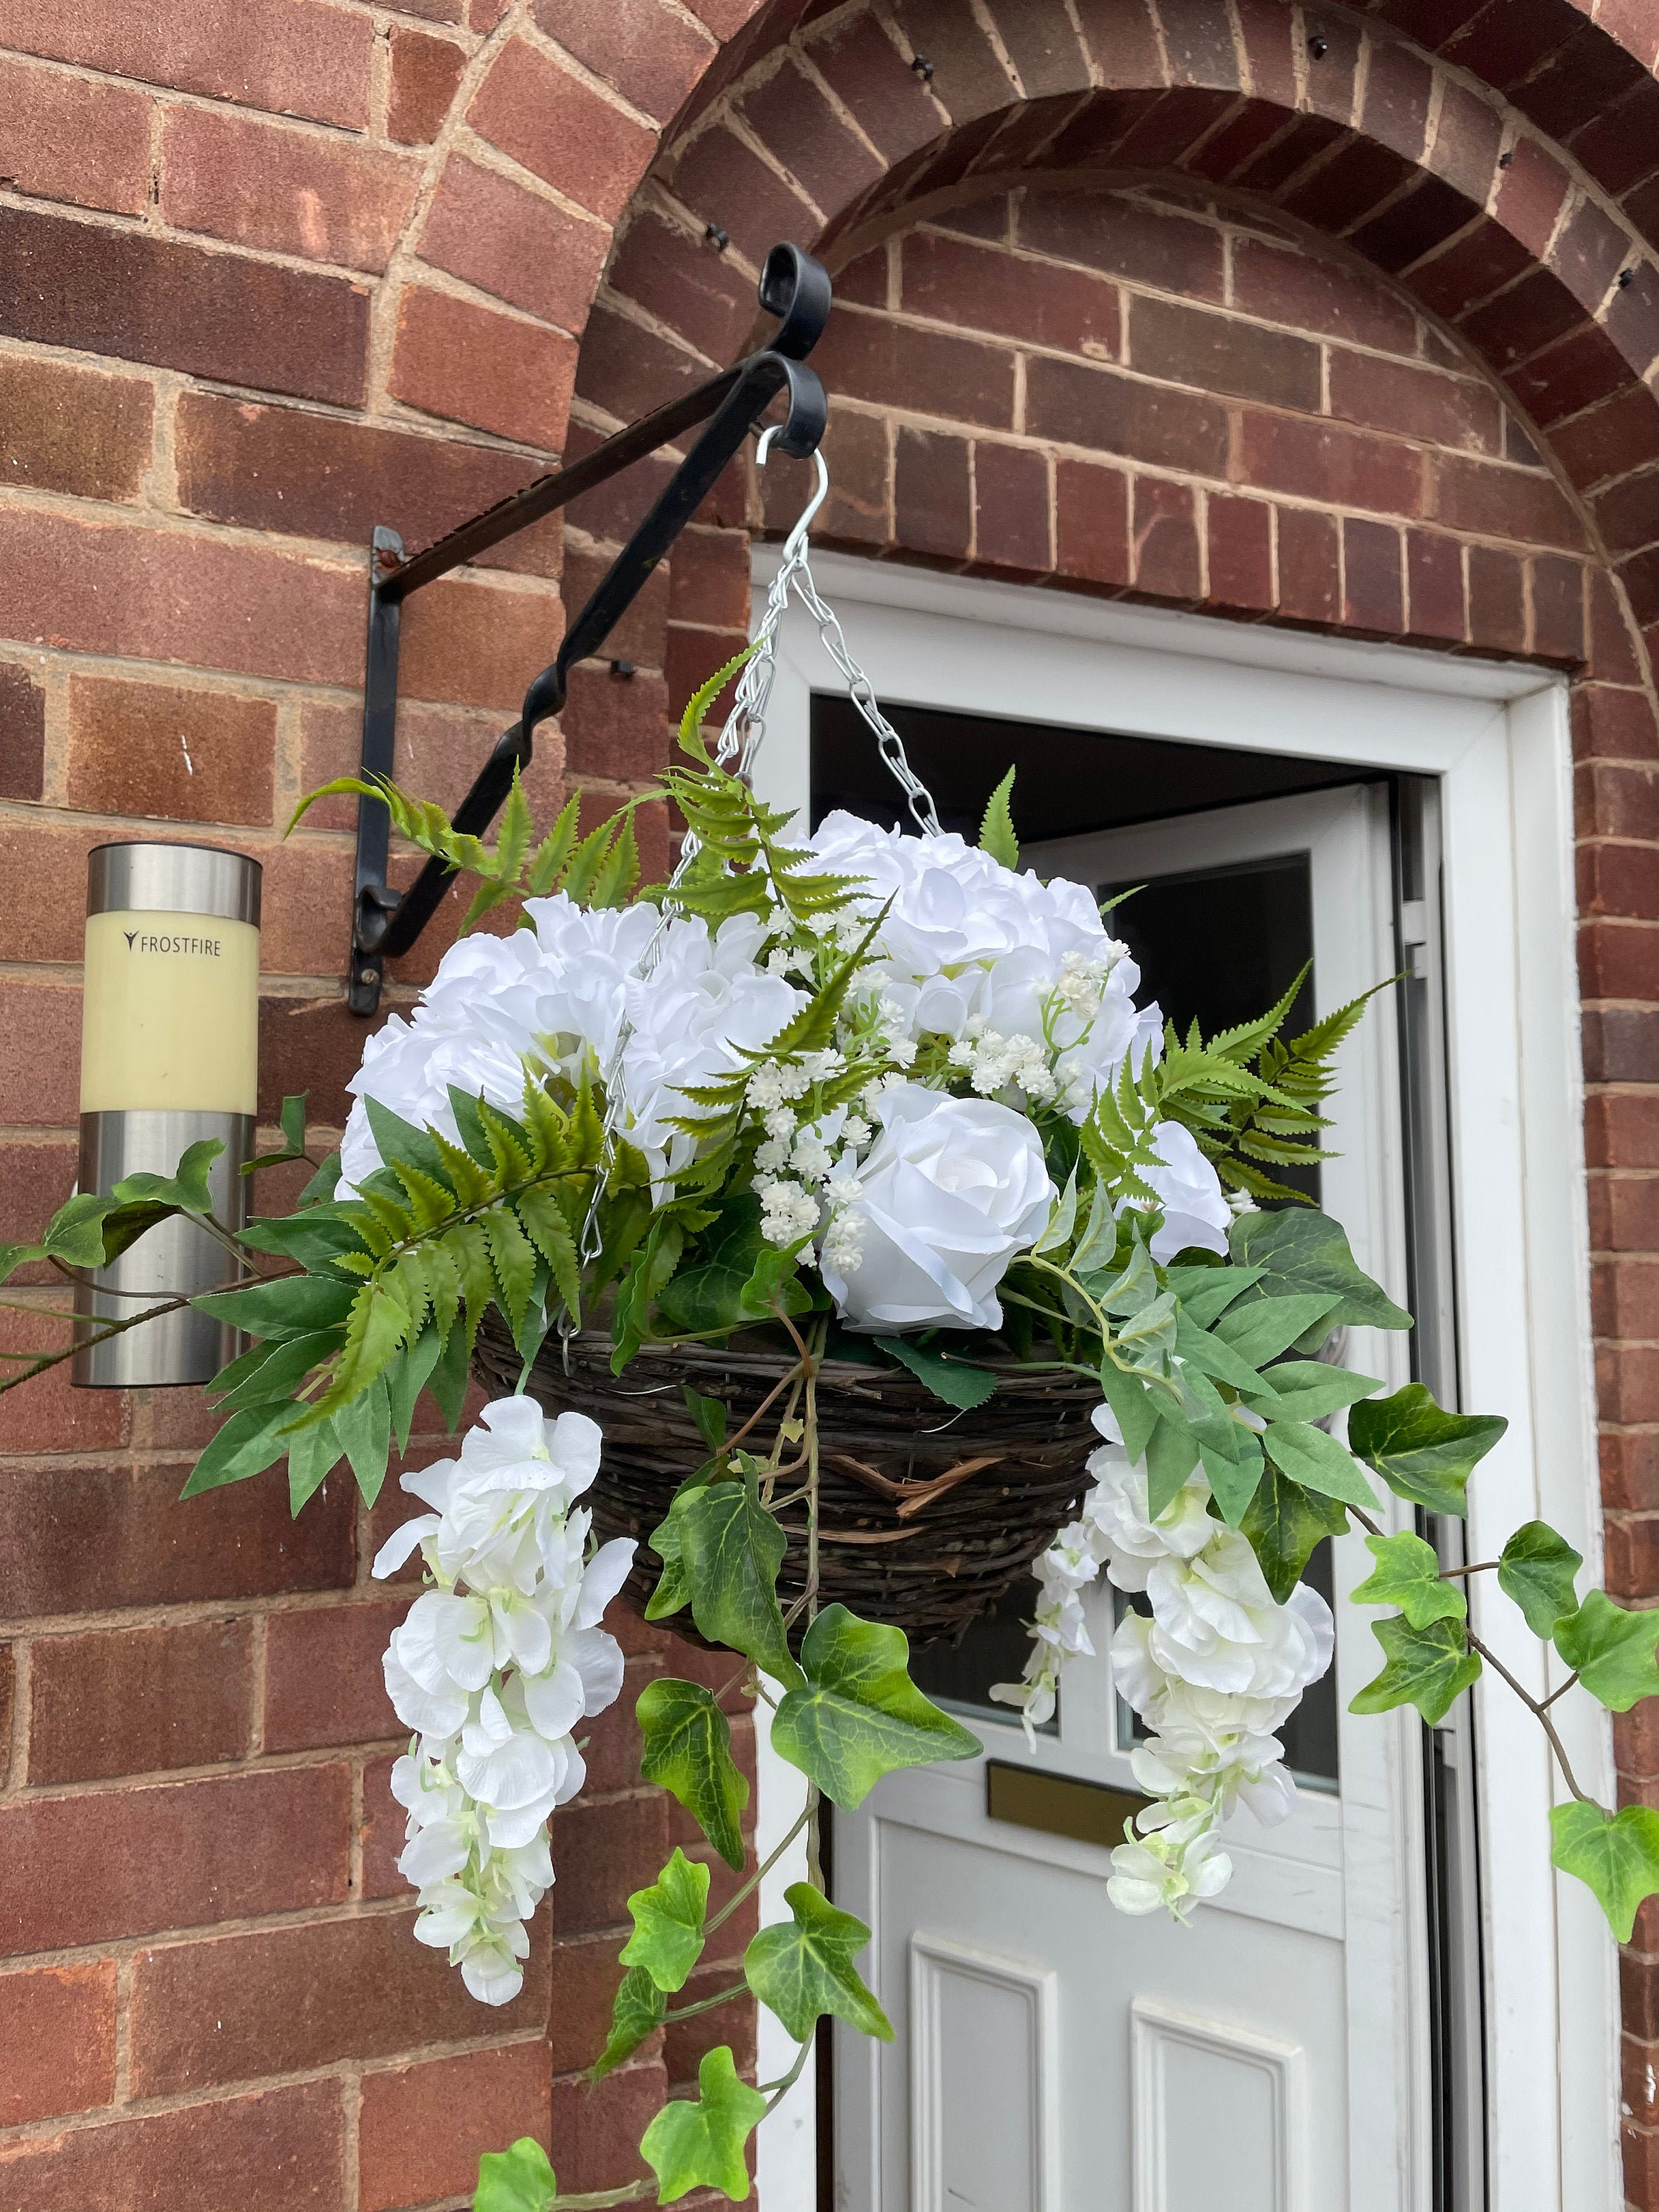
[556,440,942,1343]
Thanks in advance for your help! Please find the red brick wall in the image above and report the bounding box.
[4,0,1659,2204]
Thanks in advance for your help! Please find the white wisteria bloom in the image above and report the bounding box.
[374,1397,635,2004]
[991,1408,1334,1917]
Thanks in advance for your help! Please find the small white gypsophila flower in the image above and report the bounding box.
[754,1135,793,1174]
[820,1211,866,1276]
[759,1177,818,1248]
[840,1116,872,1150]
[776,1062,811,1102]
[1226,1188,1259,1218]
[765,947,792,977]
[888,1034,919,1070]
[746,1064,787,1112]
[792,1131,835,1182]
[372,1397,636,2006]
[990,1402,1334,1918]
[804,1048,846,1081]
[764,1105,799,1141]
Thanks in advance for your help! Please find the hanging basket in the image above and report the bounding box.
[473,1320,1101,1649]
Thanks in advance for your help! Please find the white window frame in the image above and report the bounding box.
[745,546,1613,2211]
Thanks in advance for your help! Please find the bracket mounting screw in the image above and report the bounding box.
[704,223,728,252]
[911,53,935,80]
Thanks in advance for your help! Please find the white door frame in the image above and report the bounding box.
[746,547,1613,2211]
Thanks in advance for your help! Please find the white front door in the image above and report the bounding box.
[745,548,1611,2212]
[831,786,1426,2212]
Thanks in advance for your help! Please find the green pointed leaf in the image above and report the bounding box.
[194,1274,356,1340]
[1098,1360,1161,1466]
[1351,1530,1464,1627]
[287,1413,342,1515]
[40,1192,124,1268]
[636,1677,749,1871]
[473,2136,557,2212]
[364,1096,460,1199]
[872,1335,996,1411]
[428,1321,470,1431]
[1498,1520,1584,1638]
[1144,1405,1201,1518]
[279,1092,308,1153]
[1262,1418,1378,1512]
[333,1374,392,1504]
[387,1326,445,1452]
[677,1472,801,1688]
[1211,1293,1340,1369]
[655,1194,771,1337]
[0,1237,44,1284]
[1347,1384,1506,1517]
[771,1604,981,1809]
[743,1882,893,2043]
[1350,1613,1481,1725]
[1239,1360,1382,1422]
[1032,1169,1078,1256]
[178,1402,295,1497]
[1554,1590,1659,1711]
[1164,1262,1262,1329]
[639,2045,768,2205]
[589,1964,667,2083]
[620,1847,711,1994]
[1550,1801,1659,1942]
[977,766,1018,869]
[683,1382,728,1455]
[1229,1208,1411,1343]
[1173,1312,1278,1397]
[210,1326,342,1414]
[1240,1464,1346,1604]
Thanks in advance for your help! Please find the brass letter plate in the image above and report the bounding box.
[985,1760,1150,1849]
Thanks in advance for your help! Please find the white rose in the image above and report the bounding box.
[1133,1119,1233,1262]
[818,1082,1054,1330]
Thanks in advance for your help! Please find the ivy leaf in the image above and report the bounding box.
[1262,1418,1379,1512]
[683,1382,728,1454]
[1347,1384,1507,1517]
[1165,1262,1262,1329]
[620,1847,711,1994]
[589,1964,667,2083]
[770,1604,981,1809]
[1351,1530,1465,1627]
[656,1194,770,1336]
[1554,1591,1659,1711]
[1239,1360,1382,1423]
[1498,1520,1584,1638]
[1549,1802,1659,1943]
[743,1882,893,2043]
[111,1136,223,1215]
[639,2045,768,2205]
[1241,1464,1346,1604]
[473,2137,557,2212]
[676,1472,801,1688]
[1350,1613,1481,1725]
[636,1677,749,1871]
[977,766,1018,869]
[873,1335,997,1411]
[1229,1208,1411,1343]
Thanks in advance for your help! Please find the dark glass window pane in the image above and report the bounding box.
[909,1585,1057,1733]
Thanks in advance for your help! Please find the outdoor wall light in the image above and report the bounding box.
[73,841,262,1386]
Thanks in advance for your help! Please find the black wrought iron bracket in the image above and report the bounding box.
[345,242,833,1015]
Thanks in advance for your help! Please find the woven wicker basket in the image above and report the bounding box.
[473,1320,1101,1648]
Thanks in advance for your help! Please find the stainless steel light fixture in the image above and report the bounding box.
[72,841,262,1386]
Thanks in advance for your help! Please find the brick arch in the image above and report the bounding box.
[578,0,1659,645]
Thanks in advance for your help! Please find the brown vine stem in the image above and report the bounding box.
[0,1254,295,1395]
[547,2181,655,2209]
[1464,1628,1591,1804]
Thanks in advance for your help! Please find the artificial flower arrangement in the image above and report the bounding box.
[5,652,1658,2212]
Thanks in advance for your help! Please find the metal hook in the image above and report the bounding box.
[757,427,831,560]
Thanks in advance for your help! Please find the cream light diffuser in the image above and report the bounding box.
[73,842,262,1387]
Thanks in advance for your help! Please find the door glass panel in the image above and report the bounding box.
[910,1585,1058,1732]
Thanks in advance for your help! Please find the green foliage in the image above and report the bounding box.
[978,767,1018,870]
[636,1677,750,1871]
[1347,1384,1507,1517]
[675,1471,801,1688]
[771,1604,981,1809]
[1351,1531,1465,1628]
[473,2138,557,2212]
[621,1848,711,1994]
[1554,1590,1659,1711]
[246,1093,313,1177]
[591,1964,667,2083]
[1259,1418,1380,1514]
[1,1138,231,1287]
[872,1334,997,1411]
[1498,1520,1583,1638]
[1238,1359,1382,1423]
[640,2045,769,2205]
[655,1195,772,1338]
[290,766,640,928]
[744,1883,893,2043]
[1241,1464,1347,1603]
[1549,1801,1659,1942]
[1351,1613,1481,1725]
[1228,1208,1411,1338]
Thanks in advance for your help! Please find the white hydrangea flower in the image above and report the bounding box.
[991,1405,1335,1918]
[373,1397,635,2005]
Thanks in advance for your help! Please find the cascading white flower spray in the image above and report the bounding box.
[992,1406,1335,1919]
[372,1397,636,2003]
